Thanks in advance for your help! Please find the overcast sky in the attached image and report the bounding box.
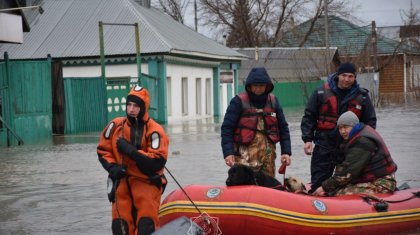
[350,0,419,26]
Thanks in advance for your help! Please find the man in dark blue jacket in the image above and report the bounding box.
[301,62,377,193]
[221,67,292,177]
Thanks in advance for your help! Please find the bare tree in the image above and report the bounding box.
[401,1,420,25]
[400,1,420,49]
[198,0,353,47]
[152,0,191,24]
[200,0,305,47]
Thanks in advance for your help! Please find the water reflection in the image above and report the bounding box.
[0,101,419,234]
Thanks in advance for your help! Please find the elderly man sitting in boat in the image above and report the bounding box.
[312,111,398,196]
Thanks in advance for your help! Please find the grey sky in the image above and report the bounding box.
[351,0,419,26]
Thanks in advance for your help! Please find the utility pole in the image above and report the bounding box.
[324,0,330,75]
[194,0,198,32]
[371,21,378,72]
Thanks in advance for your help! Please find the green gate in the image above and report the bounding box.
[0,58,52,146]
[106,77,131,121]
[63,74,160,135]
[64,77,107,134]
[0,62,7,146]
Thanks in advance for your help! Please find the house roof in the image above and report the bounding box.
[235,47,339,83]
[0,0,246,61]
[281,15,419,56]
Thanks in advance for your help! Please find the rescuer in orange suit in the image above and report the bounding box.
[97,85,169,235]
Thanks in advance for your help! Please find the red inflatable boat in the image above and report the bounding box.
[159,185,420,234]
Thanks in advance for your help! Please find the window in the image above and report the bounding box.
[166,77,172,116]
[205,78,211,115]
[413,64,420,89]
[220,84,224,114]
[182,77,188,115]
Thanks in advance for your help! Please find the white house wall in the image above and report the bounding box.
[219,83,233,116]
[63,64,149,80]
[63,63,233,124]
[166,63,214,123]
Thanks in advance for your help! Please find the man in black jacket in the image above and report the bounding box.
[221,67,292,177]
[301,62,377,193]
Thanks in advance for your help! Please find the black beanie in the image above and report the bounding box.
[337,62,356,75]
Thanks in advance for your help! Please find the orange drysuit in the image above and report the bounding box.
[97,86,169,235]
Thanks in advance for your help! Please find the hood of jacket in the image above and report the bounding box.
[126,85,150,123]
[245,67,274,94]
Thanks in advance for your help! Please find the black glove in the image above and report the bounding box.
[109,164,127,180]
[117,138,166,176]
[117,138,137,157]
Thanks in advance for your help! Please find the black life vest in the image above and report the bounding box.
[317,83,364,130]
[346,125,397,183]
[233,92,280,145]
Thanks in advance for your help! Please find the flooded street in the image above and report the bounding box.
[1,102,419,234]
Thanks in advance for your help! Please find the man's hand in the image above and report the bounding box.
[224,155,235,167]
[312,186,326,196]
[116,137,137,156]
[304,142,313,155]
[109,164,127,180]
[280,154,291,166]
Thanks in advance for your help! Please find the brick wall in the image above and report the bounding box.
[339,53,420,104]
[378,54,404,93]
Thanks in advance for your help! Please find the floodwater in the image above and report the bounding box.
[1,101,420,235]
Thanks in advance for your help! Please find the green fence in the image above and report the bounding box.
[238,80,323,108]
[272,81,324,107]
[0,58,52,146]
[64,77,108,134]
[139,74,159,119]
[63,74,159,134]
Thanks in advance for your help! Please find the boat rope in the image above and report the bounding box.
[361,191,420,204]
[164,166,212,227]
[361,191,420,212]
[360,195,388,212]
[115,119,127,235]
[164,166,204,216]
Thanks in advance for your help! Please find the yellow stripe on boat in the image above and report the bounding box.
[159,200,420,228]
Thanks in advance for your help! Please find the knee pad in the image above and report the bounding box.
[112,218,129,235]
[137,217,155,235]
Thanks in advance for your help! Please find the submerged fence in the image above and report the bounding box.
[238,80,324,108]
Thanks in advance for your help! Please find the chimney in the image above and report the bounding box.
[133,0,151,8]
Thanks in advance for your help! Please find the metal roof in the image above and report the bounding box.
[235,47,338,83]
[0,0,246,61]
